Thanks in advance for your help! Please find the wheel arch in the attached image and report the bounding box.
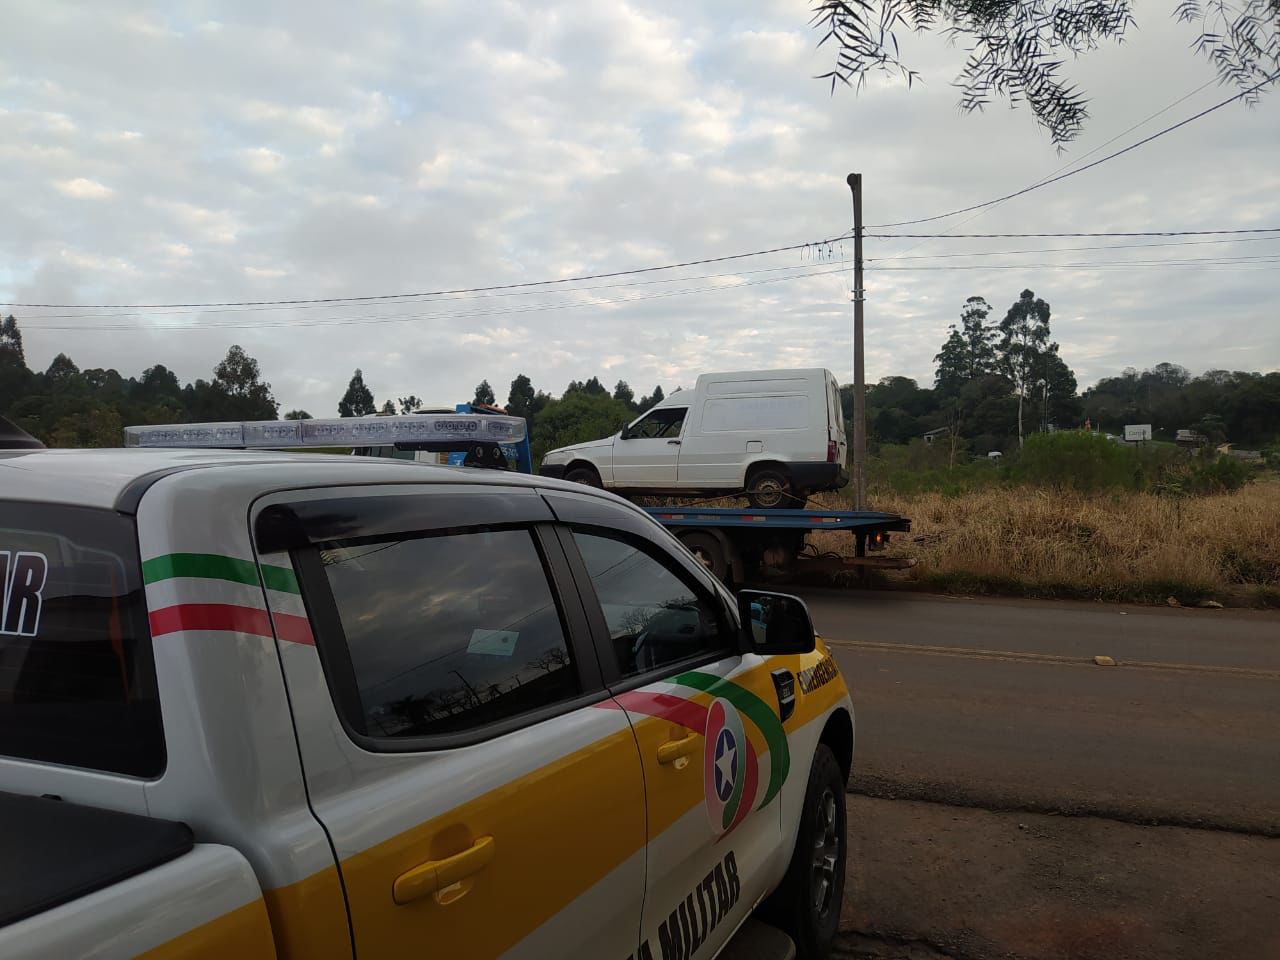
[818,707,853,786]
[565,458,603,482]
[743,458,791,486]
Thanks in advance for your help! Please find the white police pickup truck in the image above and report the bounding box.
[0,414,854,960]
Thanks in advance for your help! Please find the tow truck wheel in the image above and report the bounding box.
[564,465,602,488]
[746,467,793,509]
[678,531,728,583]
[765,744,846,960]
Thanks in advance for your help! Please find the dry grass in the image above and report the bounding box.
[809,478,1280,606]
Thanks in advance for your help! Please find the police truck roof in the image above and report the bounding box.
[0,412,534,511]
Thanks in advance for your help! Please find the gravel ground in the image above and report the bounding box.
[836,795,1280,960]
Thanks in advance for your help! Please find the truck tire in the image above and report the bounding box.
[746,467,793,509]
[766,744,846,960]
[678,531,729,584]
[565,465,602,488]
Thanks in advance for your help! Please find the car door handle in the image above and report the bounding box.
[393,836,495,905]
[657,731,699,764]
[667,439,681,445]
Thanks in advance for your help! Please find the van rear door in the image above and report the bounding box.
[827,373,847,465]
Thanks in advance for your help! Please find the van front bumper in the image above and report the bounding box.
[789,461,849,492]
[539,463,568,480]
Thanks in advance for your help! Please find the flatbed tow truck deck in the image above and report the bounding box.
[119,411,912,587]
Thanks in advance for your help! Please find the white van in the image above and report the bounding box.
[539,368,849,507]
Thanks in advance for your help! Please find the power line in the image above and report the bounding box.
[866,256,1280,271]
[865,70,1280,230]
[0,235,854,311]
[17,255,854,321]
[867,228,1280,239]
[867,234,1280,261]
[19,263,857,332]
[871,77,1225,264]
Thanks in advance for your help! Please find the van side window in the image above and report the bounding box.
[0,503,164,778]
[629,407,687,439]
[319,528,580,738]
[572,531,732,679]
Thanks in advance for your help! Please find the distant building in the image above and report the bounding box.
[1176,429,1209,448]
[923,427,950,445]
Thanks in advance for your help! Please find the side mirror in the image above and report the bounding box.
[738,590,816,655]
[619,425,632,440]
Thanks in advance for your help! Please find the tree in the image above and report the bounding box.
[46,353,81,386]
[398,395,422,414]
[810,0,1279,145]
[212,345,278,419]
[1037,346,1082,430]
[613,380,635,407]
[0,315,24,363]
[636,384,666,413]
[506,376,535,419]
[936,297,998,395]
[0,315,32,414]
[284,409,312,420]
[998,290,1053,447]
[473,380,496,406]
[338,369,376,417]
[379,400,396,415]
[530,392,635,465]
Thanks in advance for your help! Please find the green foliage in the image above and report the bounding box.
[1008,431,1168,492]
[284,409,312,420]
[935,296,996,394]
[1083,365,1280,447]
[1,333,278,447]
[612,380,635,407]
[866,438,1000,497]
[397,395,422,414]
[472,379,496,406]
[530,391,634,466]
[810,0,1279,146]
[338,369,376,417]
[1163,450,1250,496]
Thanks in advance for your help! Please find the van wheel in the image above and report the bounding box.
[765,745,846,959]
[746,468,792,509]
[678,531,729,584]
[564,465,602,488]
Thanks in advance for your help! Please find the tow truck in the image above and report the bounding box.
[127,409,911,587]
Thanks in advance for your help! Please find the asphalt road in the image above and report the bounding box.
[797,590,1280,835]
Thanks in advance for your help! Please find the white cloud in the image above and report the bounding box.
[0,0,1274,418]
[54,177,113,198]
[241,147,285,175]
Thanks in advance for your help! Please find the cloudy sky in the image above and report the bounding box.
[3,0,1277,415]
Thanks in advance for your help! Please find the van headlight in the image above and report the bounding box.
[542,449,569,465]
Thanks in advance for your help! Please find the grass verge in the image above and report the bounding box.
[810,478,1280,608]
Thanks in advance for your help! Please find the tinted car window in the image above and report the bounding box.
[0,503,163,777]
[320,528,579,738]
[572,531,730,678]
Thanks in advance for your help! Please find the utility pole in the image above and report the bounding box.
[847,173,867,510]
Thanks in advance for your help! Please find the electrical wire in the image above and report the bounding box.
[869,77,1227,264]
[867,229,1280,239]
[19,263,857,332]
[867,234,1280,261]
[0,235,855,311]
[865,70,1280,229]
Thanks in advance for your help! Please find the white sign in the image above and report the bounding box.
[1124,424,1152,442]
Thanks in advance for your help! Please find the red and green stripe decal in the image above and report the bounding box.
[142,552,314,645]
[603,669,790,808]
